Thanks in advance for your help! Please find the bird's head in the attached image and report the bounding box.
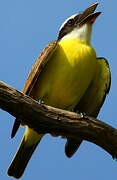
[58,2,101,44]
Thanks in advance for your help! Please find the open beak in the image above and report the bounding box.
[78,2,101,26]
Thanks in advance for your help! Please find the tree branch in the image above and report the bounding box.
[0,81,117,159]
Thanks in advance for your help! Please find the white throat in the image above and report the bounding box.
[60,24,92,44]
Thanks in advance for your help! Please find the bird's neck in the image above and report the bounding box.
[60,24,92,45]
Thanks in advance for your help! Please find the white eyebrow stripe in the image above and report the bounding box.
[59,14,78,31]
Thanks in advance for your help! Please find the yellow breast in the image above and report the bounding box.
[33,38,97,110]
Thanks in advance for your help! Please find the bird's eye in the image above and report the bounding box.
[67,19,74,26]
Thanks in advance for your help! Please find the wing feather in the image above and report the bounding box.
[65,57,111,157]
[11,40,57,138]
[23,40,57,95]
[75,57,111,117]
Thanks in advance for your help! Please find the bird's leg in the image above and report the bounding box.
[75,110,86,118]
[38,99,45,105]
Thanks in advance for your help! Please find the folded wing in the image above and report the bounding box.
[65,57,111,157]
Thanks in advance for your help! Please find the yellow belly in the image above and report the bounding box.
[33,38,97,110]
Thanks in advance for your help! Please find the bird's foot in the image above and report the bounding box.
[38,99,45,105]
[75,110,86,118]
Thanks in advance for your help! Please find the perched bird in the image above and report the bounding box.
[8,2,111,179]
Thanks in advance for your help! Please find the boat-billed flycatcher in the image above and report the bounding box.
[7,2,111,179]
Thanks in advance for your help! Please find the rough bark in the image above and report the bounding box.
[0,81,117,159]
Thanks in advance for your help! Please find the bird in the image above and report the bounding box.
[7,2,111,179]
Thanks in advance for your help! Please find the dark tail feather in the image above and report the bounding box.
[11,118,20,138]
[65,138,83,158]
[7,136,41,178]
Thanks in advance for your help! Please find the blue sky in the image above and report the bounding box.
[0,0,116,179]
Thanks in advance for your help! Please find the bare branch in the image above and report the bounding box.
[0,81,117,159]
